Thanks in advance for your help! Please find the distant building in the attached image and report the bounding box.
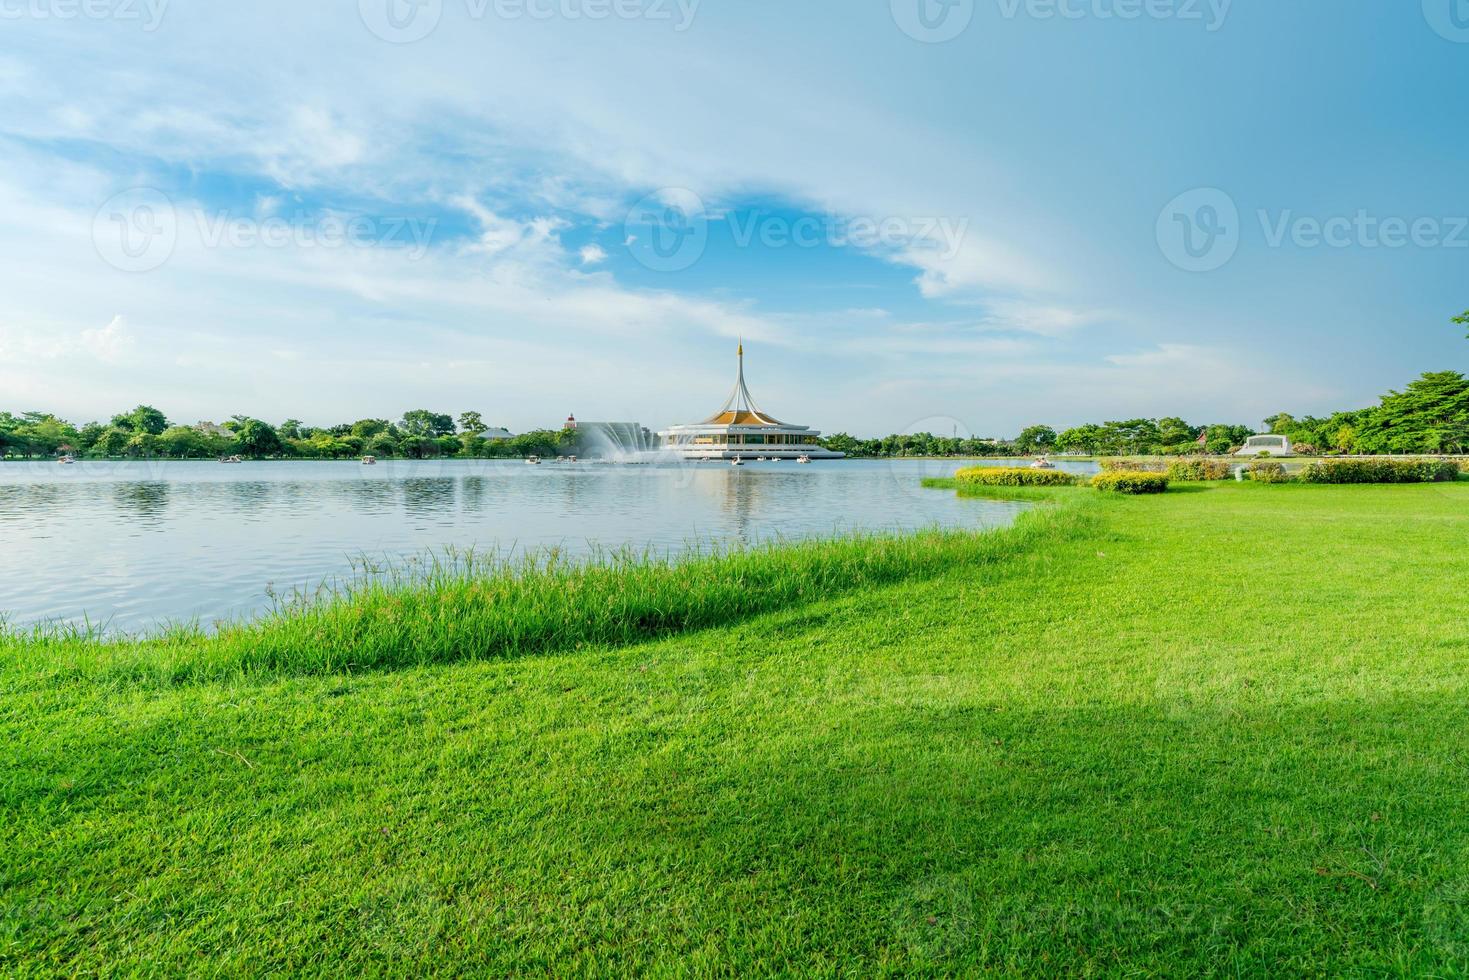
[1235,434,1295,457]
[482,427,514,441]
[659,345,844,460]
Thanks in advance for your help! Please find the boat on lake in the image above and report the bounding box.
[1030,456,1056,470]
[525,456,541,465]
[57,455,76,465]
[361,455,377,466]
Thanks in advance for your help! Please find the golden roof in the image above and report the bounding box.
[704,409,785,427]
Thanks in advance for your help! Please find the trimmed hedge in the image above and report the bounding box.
[1099,458,1168,473]
[1300,459,1459,484]
[1167,458,1233,481]
[1092,471,1170,494]
[955,466,1079,487]
[1248,461,1291,484]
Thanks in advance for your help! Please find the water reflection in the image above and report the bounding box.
[0,459,1050,633]
[110,482,170,524]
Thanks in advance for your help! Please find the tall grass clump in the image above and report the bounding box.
[1301,459,1459,484]
[3,503,1090,685]
[1092,471,1169,494]
[954,466,1078,487]
[1166,458,1232,481]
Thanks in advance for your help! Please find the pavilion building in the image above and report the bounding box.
[658,345,845,460]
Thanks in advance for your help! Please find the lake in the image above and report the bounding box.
[0,457,1098,633]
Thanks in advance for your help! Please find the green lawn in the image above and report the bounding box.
[5,482,1469,975]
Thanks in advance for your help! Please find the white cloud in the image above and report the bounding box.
[579,244,608,265]
[80,315,134,362]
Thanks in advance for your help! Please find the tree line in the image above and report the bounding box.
[821,368,1468,459]
[0,407,578,460]
[6,313,1466,461]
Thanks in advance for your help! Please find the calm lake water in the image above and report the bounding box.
[0,457,1098,633]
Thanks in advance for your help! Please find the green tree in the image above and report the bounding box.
[400,410,454,438]
[126,431,159,457]
[159,426,209,458]
[1263,413,1296,435]
[457,411,487,436]
[11,413,79,457]
[231,418,283,458]
[93,427,131,457]
[366,432,400,457]
[1056,424,1106,455]
[1354,372,1469,455]
[1156,417,1198,452]
[110,405,169,435]
[1454,310,1467,338]
[350,419,391,439]
[1014,425,1057,454]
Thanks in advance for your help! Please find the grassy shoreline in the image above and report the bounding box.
[2,496,1066,686]
[7,481,1469,973]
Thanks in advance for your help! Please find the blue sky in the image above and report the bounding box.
[1,0,1465,437]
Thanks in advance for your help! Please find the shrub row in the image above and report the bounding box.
[1248,461,1291,484]
[1166,458,1233,481]
[1300,459,1460,484]
[955,466,1079,487]
[1092,471,1170,494]
[1099,458,1168,473]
